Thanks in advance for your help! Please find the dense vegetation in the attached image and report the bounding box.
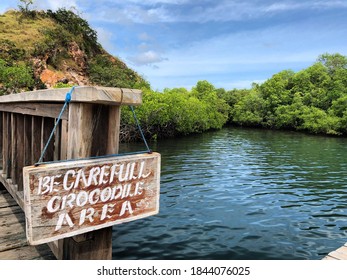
[1,5,347,141]
[122,53,347,141]
[219,53,347,136]
[121,81,229,141]
[0,6,146,94]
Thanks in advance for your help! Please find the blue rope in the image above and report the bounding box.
[130,105,152,153]
[35,86,76,166]
[34,87,152,167]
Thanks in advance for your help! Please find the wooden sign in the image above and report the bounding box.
[23,152,160,245]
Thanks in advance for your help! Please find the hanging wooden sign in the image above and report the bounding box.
[23,152,160,245]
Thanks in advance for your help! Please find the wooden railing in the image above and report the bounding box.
[0,86,142,259]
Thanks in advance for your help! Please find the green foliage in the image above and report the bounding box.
[46,8,100,56]
[0,59,35,94]
[89,54,149,89]
[54,82,74,88]
[0,39,26,61]
[121,81,230,141]
[221,53,347,136]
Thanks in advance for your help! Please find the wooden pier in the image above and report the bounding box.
[0,86,142,260]
[323,243,347,260]
[0,186,55,259]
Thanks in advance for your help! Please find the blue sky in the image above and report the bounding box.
[1,0,347,91]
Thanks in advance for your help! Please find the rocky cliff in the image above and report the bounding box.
[0,8,148,94]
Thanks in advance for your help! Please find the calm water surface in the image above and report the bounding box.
[113,127,347,260]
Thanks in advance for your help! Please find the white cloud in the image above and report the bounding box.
[128,50,168,66]
[264,2,302,12]
[264,1,347,13]
[88,0,347,24]
[132,16,347,90]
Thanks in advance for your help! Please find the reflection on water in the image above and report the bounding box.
[113,127,347,260]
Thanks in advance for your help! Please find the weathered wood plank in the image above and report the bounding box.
[328,250,347,260]
[23,152,160,246]
[0,231,28,252]
[15,114,25,191]
[0,216,26,234]
[0,191,55,260]
[0,112,2,170]
[10,113,17,184]
[60,120,68,161]
[24,116,32,166]
[335,246,347,257]
[41,117,55,162]
[54,121,61,161]
[0,86,142,106]
[0,103,68,120]
[31,116,42,164]
[3,113,11,179]
[107,106,121,155]
[0,204,22,217]
[0,174,24,209]
[90,105,109,156]
[0,243,55,260]
[48,103,120,260]
[0,190,18,208]
[324,243,347,260]
[322,255,339,260]
[67,103,94,159]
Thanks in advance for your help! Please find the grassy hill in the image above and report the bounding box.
[0,8,149,94]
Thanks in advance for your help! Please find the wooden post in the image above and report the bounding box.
[51,103,121,260]
[2,113,11,178]
[0,112,2,170]
[0,86,143,260]
[15,114,25,191]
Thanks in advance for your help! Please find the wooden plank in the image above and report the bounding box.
[0,103,68,120]
[107,106,121,155]
[0,243,55,260]
[10,113,16,184]
[335,246,347,257]
[60,120,68,161]
[23,152,161,246]
[1,113,5,173]
[54,120,61,161]
[0,215,26,233]
[322,255,339,260]
[0,112,2,170]
[0,175,24,209]
[51,103,103,260]
[24,116,32,167]
[0,204,22,216]
[0,86,142,106]
[67,103,95,159]
[0,231,28,252]
[0,191,18,208]
[15,114,25,191]
[41,117,55,162]
[3,113,11,179]
[328,250,347,260]
[90,105,109,156]
[31,116,42,164]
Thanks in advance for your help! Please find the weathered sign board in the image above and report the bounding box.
[23,152,160,245]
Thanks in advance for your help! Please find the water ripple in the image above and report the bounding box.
[114,127,347,260]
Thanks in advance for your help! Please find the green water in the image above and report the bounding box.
[113,127,347,259]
